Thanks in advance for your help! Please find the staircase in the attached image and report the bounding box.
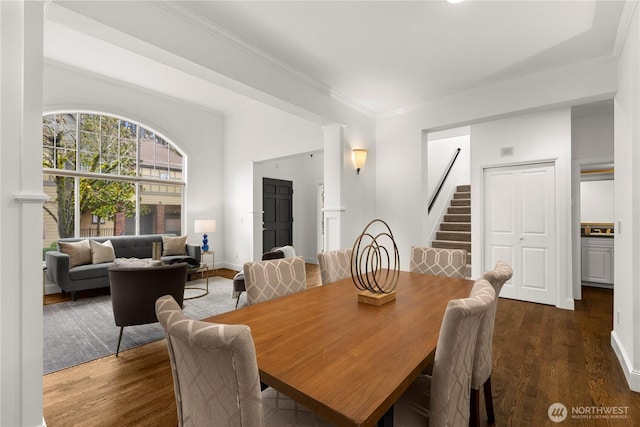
[432,185,471,267]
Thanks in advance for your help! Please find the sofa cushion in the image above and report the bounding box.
[69,262,112,281]
[59,240,92,268]
[110,235,161,258]
[90,239,115,264]
[162,235,187,256]
[162,255,198,267]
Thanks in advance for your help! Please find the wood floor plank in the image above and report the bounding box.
[43,270,640,426]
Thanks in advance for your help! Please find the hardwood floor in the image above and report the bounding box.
[43,270,640,426]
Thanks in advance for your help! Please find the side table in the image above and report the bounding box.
[184,250,214,300]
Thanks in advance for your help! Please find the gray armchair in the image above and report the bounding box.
[108,262,188,356]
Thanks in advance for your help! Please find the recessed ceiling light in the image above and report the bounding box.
[447,0,465,4]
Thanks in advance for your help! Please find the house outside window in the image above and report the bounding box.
[42,112,185,253]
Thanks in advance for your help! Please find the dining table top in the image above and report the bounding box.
[204,270,474,427]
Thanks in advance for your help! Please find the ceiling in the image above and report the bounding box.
[44,0,627,117]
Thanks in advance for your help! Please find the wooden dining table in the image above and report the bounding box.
[204,271,474,427]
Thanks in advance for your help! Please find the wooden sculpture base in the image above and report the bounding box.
[357,290,396,306]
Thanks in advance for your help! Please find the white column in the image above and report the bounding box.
[322,123,345,251]
[0,1,46,426]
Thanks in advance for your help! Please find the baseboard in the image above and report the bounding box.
[611,330,640,392]
[44,283,61,296]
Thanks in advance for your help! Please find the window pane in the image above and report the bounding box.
[42,114,77,170]
[168,145,184,181]
[80,177,136,237]
[79,131,100,172]
[101,116,119,137]
[119,120,137,139]
[139,184,182,235]
[43,173,75,246]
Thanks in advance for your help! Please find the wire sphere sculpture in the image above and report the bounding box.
[350,219,400,294]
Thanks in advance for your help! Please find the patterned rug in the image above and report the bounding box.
[43,276,239,374]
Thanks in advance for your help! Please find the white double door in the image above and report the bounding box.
[483,162,557,305]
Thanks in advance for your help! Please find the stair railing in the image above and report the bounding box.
[428,148,461,214]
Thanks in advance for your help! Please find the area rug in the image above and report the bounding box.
[43,276,238,374]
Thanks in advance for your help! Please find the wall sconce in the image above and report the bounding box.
[194,219,216,252]
[352,149,368,175]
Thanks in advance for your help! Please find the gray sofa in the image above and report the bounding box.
[45,234,201,301]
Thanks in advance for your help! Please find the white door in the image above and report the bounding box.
[484,163,557,305]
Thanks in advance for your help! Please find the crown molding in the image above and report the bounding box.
[329,89,377,119]
[612,0,638,59]
[151,1,377,119]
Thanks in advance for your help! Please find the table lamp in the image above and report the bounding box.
[194,219,216,252]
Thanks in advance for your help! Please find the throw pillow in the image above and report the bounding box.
[90,240,116,264]
[162,235,187,256]
[59,240,92,268]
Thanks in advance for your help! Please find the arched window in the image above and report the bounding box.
[42,112,185,250]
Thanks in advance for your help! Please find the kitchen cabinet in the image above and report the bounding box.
[581,237,614,285]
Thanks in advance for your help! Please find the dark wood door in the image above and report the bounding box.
[263,178,293,253]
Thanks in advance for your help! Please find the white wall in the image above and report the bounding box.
[612,2,640,392]
[470,108,573,310]
[254,152,324,263]
[43,63,225,263]
[376,55,616,269]
[572,111,615,160]
[224,102,324,268]
[224,101,376,269]
[581,180,615,223]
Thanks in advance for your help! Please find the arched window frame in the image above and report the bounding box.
[42,111,186,241]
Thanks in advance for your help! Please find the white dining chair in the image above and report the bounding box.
[409,246,468,279]
[394,279,495,426]
[243,256,307,305]
[317,248,353,285]
[155,295,333,427]
[470,261,513,426]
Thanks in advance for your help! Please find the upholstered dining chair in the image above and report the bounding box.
[155,295,333,427]
[243,256,307,305]
[409,246,468,279]
[394,279,495,427]
[317,248,353,285]
[232,247,289,309]
[108,262,187,356]
[470,261,514,426]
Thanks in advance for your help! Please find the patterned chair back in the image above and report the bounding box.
[409,246,468,278]
[155,295,264,427]
[472,261,513,389]
[317,248,353,285]
[243,256,307,305]
[430,280,495,426]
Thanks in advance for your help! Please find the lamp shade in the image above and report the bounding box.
[194,219,216,233]
[352,149,368,174]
